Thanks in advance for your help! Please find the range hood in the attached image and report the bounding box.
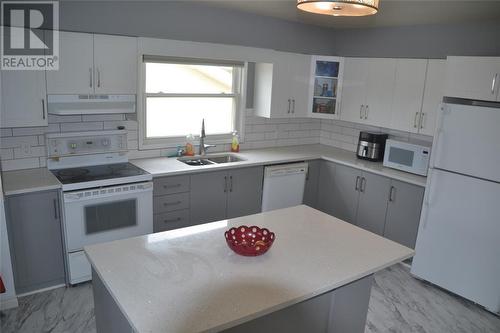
[47,94,136,115]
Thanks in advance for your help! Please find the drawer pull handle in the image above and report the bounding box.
[163,184,181,189]
[163,201,181,206]
[163,217,182,223]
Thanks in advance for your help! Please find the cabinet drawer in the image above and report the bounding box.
[154,175,190,196]
[154,209,190,233]
[154,192,189,214]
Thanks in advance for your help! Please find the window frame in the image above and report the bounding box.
[138,56,247,150]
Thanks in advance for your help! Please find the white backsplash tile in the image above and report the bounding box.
[0,109,431,171]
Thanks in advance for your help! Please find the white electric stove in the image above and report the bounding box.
[46,131,153,284]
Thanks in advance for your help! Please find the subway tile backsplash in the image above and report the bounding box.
[0,109,432,171]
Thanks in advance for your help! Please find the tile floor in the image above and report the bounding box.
[1,264,499,333]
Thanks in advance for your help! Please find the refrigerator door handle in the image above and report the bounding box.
[492,73,498,95]
[430,104,446,168]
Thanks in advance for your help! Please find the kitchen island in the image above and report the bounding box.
[85,205,414,333]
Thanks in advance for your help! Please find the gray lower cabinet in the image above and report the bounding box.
[318,162,360,224]
[190,170,228,225]
[191,167,264,224]
[356,172,391,235]
[384,180,425,248]
[315,160,424,247]
[154,166,264,231]
[226,167,264,219]
[5,190,65,294]
[303,160,320,209]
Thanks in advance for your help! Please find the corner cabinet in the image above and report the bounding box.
[307,56,344,120]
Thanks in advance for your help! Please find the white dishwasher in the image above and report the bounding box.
[261,162,308,212]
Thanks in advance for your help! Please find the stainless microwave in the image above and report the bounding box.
[383,139,431,176]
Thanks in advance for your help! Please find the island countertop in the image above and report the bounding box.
[85,205,414,333]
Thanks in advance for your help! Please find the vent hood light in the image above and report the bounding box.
[297,0,379,16]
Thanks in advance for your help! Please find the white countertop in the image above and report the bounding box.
[1,167,61,196]
[132,144,427,187]
[0,144,426,196]
[85,205,414,333]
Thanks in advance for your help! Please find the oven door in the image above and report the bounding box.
[63,182,153,252]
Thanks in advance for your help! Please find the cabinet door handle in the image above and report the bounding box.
[360,177,366,193]
[389,186,396,202]
[97,68,101,88]
[89,68,93,88]
[229,175,233,192]
[355,176,360,191]
[53,199,59,220]
[224,176,228,192]
[359,105,363,119]
[287,99,291,114]
[41,98,46,120]
[164,217,181,223]
[364,105,369,120]
[413,112,419,128]
[292,99,295,114]
[420,112,425,129]
[492,73,498,94]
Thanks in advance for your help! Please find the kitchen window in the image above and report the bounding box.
[140,56,245,148]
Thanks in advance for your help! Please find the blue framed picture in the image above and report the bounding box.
[315,61,339,77]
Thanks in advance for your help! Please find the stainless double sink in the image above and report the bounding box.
[178,154,244,166]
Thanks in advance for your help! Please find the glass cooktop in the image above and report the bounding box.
[52,163,149,185]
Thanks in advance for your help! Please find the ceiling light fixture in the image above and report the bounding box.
[297,0,379,16]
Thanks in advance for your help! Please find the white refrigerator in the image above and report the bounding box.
[411,98,500,314]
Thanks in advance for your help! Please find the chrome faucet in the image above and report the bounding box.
[198,119,216,155]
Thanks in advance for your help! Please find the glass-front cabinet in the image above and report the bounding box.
[307,56,344,119]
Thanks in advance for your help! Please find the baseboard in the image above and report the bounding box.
[16,283,65,298]
[0,297,19,310]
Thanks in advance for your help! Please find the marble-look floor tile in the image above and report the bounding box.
[0,283,95,333]
[1,264,498,333]
[366,264,500,333]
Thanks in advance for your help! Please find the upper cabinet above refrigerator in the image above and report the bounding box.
[46,32,138,95]
[444,56,500,102]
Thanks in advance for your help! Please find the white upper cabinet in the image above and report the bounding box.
[363,58,396,127]
[253,51,310,118]
[308,56,344,119]
[340,58,395,127]
[339,58,368,123]
[46,32,94,94]
[390,59,427,133]
[289,53,310,118]
[46,32,138,95]
[1,29,48,128]
[93,34,138,94]
[444,56,500,102]
[419,59,446,136]
[1,65,48,128]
